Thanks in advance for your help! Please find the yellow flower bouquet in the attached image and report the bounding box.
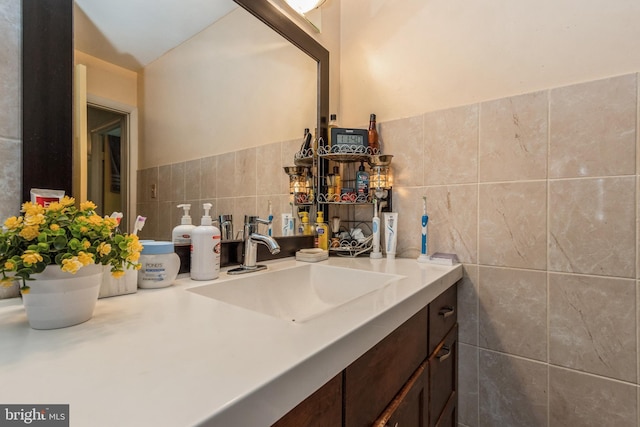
[0,197,142,292]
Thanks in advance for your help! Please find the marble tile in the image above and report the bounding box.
[0,1,21,139]
[549,74,637,178]
[281,138,300,167]
[458,264,479,346]
[170,162,186,202]
[549,366,637,427]
[157,201,172,241]
[234,197,258,234]
[548,177,636,277]
[478,266,547,361]
[424,104,479,185]
[185,159,201,201]
[137,167,158,204]
[459,343,479,427]
[235,148,257,197]
[422,184,478,264]
[479,91,548,182]
[479,349,548,427]
[136,202,159,240]
[379,115,424,187]
[200,155,217,199]
[0,138,21,220]
[216,152,236,198]
[257,142,288,196]
[479,181,547,270]
[549,272,637,382]
[157,164,171,202]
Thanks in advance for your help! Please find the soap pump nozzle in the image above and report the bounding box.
[201,203,213,226]
[177,204,192,225]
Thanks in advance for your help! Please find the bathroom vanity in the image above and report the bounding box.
[0,257,461,426]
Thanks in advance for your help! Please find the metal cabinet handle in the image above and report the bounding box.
[438,306,455,318]
[437,346,451,362]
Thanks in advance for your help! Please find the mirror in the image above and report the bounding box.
[23,0,329,234]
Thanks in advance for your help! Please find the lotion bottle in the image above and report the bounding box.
[172,204,196,278]
[191,203,221,280]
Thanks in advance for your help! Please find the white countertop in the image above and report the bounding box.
[0,257,462,427]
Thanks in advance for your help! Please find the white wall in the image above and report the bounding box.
[139,7,317,169]
[339,0,640,125]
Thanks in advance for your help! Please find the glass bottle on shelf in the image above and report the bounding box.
[368,113,379,153]
[333,165,341,196]
[328,114,338,151]
[300,128,311,153]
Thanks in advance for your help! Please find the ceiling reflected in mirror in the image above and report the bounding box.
[74,0,238,71]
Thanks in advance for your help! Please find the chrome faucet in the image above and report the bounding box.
[219,214,234,241]
[228,215,280,275]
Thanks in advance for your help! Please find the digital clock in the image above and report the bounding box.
[330,127,368,153]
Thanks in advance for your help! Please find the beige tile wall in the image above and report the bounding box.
[138,72,640,426]
[0,1,21,299]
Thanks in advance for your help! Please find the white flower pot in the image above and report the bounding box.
[21,264,103,330]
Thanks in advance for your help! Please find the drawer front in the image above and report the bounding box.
[428,324,457,427]
[428,283,457,355]
[373,361,428,427]
[345,307,429,427]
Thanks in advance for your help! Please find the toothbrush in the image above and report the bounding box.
[132,215,147,236]
[110,212,123,234]
[421,196,428,255]
[370,199,382,259]
[417,196,430,262]
[267,200,273,236]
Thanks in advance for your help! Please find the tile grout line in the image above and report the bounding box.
[546,86,552,427]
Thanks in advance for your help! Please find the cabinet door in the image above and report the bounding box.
[373,361,428,427]
[271,373,342,427]
[428,324,458,427]
[345,307,429,427]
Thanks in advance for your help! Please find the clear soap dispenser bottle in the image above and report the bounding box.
[190,203,221,280]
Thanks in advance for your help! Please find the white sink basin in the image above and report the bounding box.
[187,264,404,322]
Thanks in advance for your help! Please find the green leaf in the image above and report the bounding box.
[53,235,68,250]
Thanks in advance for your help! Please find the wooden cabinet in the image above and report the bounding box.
[272,282,458,427]
[345,307,429,426]
[272,373,342,427]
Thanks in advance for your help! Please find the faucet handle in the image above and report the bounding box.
[243,215,271,237]
[244,215,271,225]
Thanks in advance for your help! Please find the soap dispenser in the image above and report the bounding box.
[172,204,196,278]
[315,211,329,250]
[190,203,221,280]
[301,211,312,236]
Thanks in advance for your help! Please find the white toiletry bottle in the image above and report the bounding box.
[190,203,221,280]
[172,204,196,278]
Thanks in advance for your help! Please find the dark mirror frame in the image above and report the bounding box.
[21,0,329,204]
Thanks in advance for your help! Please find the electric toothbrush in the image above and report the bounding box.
[417,196,430,262]
[370,199,382,259]
[267,200,273,236]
